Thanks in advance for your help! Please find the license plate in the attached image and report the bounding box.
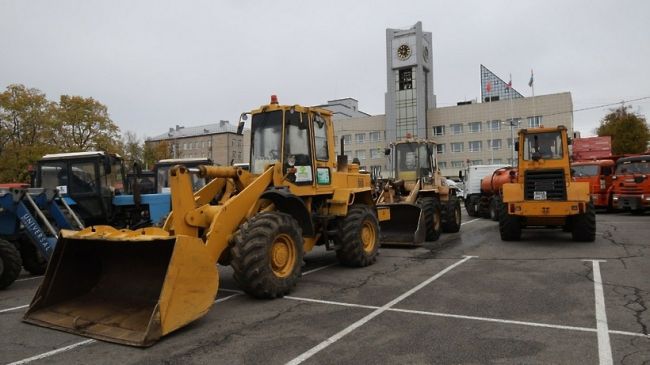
[534,191,547,200]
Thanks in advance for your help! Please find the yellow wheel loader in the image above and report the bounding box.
[23,96,390,347]
[499,126,595,241]
[376,139,461,246]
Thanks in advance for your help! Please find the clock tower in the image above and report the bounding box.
[385,21,435,142]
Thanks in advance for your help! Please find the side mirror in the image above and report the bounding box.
[567,137,573,145]
[514,141,519,152]
[384,148,391,156]
[602,167,612,176]
[459,170,463,180]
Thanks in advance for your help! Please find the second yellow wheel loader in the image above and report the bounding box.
[376,138,461,246]
[23,96,390,347]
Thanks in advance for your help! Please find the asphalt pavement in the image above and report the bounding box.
[1,211,649,365]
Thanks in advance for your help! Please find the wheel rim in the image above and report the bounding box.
[361,219,376,253]
[270,233,296,278]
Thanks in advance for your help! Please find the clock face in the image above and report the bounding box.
[397,44,411,60]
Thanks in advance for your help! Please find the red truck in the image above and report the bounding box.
[571,159,616,210]
[611,155,650,214]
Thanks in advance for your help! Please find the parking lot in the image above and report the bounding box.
[1,211,649,365]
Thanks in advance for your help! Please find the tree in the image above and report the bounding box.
[51,95,121,153]
[120,131,144,167]
[143,140,172,169]
[597,106,650,155]
[0,84,56,182]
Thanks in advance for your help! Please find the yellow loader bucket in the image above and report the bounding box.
[23,227,219,347]
[378,204,426,246]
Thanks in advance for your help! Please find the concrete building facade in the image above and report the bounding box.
[145,121,251,166]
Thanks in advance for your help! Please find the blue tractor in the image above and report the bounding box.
[33,151,171,228]
[0,186,83,289]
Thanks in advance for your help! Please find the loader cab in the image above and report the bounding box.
[35,151,126,225]
[249,97,336,190]
[392,141,435,182]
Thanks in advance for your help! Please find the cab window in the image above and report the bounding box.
[523,132,563,160]
[313,114,329,161]
[285,111,312,183]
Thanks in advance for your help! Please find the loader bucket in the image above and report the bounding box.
[378,204,426,246]
[23,227,219,347]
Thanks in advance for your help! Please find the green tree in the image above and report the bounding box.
[51,95,121,153]
[597,106,650,155]
[0,84,56,182]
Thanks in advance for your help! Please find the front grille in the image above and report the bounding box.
[620,184,643,194]
[524,169,567,200]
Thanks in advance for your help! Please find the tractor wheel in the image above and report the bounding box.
[571,201,596,242]
[335,205,379,267]
[465,196,478,217]
[230,212,304,299]
[498,201,521,241]
[0,239,22,290]
[442,196,462,233]
[18,238,47,275]
[489,197,500,221]
[417,197,442,242]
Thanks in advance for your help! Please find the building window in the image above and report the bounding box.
[436,144,445,154]
[488,139,502,150]
[451,160,465,168]
[183,143,188,150]
[487,120,501,131]
[369,131,380,142]
[450,124,463,135]
[505,118,521,129]
[370,148,382,159]
[355,133,365,144]
[433,126,445,136]
[468,141,482,152]
[470,159,483,165]
[469,122,482,133]
[355,150,366,160]
[451,142,463,153]
[438,161,447,169]
[342,135,351,145]
[398,68,413,90]
[528,116,542,128]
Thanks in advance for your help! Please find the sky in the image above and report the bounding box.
[1,0,649,141]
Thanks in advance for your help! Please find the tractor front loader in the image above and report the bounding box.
[376,139,461,246]
[24,96,390,347]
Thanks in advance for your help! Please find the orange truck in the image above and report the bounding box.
[479,167,518,220]
[611,155,650,214]
[571,159,616,210]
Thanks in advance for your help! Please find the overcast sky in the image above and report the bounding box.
[1,0,649,140]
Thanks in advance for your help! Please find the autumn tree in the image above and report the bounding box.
[120,130,144,167]
[0,84,56,182]
[51,95,121,153]
[597,106,650,155]
[143,140,172,169]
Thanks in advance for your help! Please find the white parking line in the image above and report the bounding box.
[583,259,613,365]
[461,218,480,226]
[283,296,650,339]
[7,340,96,365]
[16,276,44,282]
[285,255,475,365]
[0,304,29,313]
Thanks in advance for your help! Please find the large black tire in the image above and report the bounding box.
[571,201,596,242]
[442,196,462,233]
[335,205,380,267]
[489,197,499,221]
[465,195,479,217]
[417,197,442,241]
[0,239,22,290]
[498,201,521,241]
[18,237,48,275]
[230,212,304,299]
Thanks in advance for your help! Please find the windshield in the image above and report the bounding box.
[156,165,206,193]
[395,142,430,179]
[37,162,66,190]
[572,164,599,177]
[69,162,97,193]
[101,159,124,194]
[523,132,563,160]
[615,160,650,175]
[251,110,283,174]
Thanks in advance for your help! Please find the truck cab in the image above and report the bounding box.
[571,159,615,209]
[611,155,650,213]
